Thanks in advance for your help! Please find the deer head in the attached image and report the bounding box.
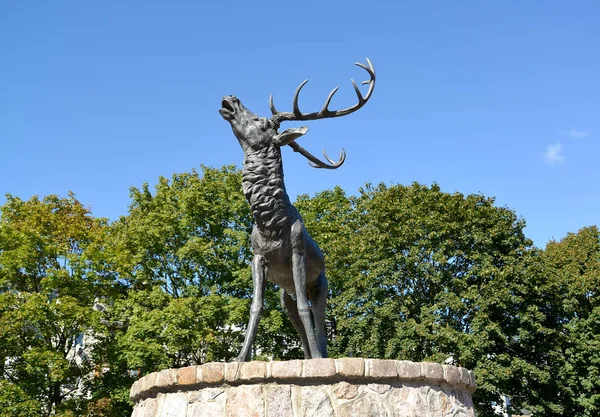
[219,58,375,169]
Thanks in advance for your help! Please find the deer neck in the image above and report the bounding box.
[242,145,297,237]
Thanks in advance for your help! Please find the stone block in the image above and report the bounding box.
[187,388,226,416]
[300,386,334,417]
[338,394,386,417]
[224,362,241,383]
[303,358,336,379]
[443,365,461,385]
[420,362,444,382]
[266,385,292,417]
[188,401,224,417]
[226,385,264,417]
[387,388,417,417]
[271,359,303,380]
[424,387,452,416]
[467,370,477,391]
[396,361,421,380]
[337,358,365,378]
[156,369,177,388]
[332,381,359,399]
[139,373,158,394]
[136,397,158,417]
[201,363,224,384]
[239,361,266,381]
[157,393,187,417]
[367,359,398,379]
[458,367,471,386]
[177,366,197,386]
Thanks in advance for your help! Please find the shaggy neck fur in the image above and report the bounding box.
[242,145,299,238]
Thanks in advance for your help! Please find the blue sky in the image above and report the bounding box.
[1,1,598,248]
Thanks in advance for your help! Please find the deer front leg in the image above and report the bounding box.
[235,254,266,362]
[291,220,322,359]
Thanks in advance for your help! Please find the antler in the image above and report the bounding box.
[269,58,375,169]
[269,58,376,125]
[288,141,346,170]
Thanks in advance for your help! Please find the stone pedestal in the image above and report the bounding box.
[130,359,477,416]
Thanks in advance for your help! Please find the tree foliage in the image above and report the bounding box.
[110,165,252,297]
[106,166,253,371]
[0,193,113,416]
[542,226,600,417]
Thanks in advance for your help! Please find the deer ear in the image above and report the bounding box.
[272,126,308,146]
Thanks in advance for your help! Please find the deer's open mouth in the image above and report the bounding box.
[219,97,236,120]
[222,99,234,113]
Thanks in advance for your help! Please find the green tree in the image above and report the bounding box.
[0,193,115,416]
[542,226,600,416]
[0,379,43,416]
[296,182,561,417]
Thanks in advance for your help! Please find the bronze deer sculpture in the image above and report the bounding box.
[219,59,375,361]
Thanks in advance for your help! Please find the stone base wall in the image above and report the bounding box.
[130,359,477,417]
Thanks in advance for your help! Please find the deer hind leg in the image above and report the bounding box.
[290,220,322,359]
[281,290,311,359]
[308,271,328,358]
[235,254,266,362]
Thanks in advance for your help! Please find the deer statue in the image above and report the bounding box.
[219,59,375,361]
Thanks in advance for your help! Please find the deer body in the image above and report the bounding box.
[242,145,324,295]
[220,59,375,361]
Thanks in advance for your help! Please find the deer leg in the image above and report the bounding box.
[291,251,321,358]
[281,290,311,359]
[235,254,266,362]
[308,271,328,358]
[290,220,321,358]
